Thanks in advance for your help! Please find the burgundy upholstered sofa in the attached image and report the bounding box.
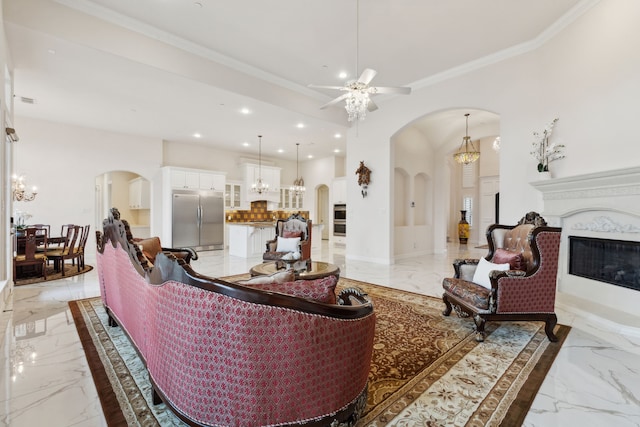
[96,209,375,427]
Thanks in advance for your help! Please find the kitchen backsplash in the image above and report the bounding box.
[225,200,308,222]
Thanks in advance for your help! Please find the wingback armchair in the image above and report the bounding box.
[442,212,562,342]
[263,213,312,262]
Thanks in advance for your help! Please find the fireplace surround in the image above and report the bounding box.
[531,166,640,323]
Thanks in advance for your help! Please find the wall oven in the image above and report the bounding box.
[333,204,346,236]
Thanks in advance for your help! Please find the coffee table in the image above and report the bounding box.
[250,260,340,280]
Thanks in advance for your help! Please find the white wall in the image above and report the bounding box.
[346,1,640,263]
[13,117,163,258]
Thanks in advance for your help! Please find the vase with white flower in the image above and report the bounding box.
[530,117,564,175]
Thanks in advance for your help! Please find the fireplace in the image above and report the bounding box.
[569,236,640,292]
[531,166,640,318]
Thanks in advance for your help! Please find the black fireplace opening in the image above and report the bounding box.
[569,236,640,292]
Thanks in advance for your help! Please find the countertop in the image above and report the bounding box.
[227,222,275,227]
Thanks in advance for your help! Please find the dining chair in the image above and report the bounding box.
[14,227,48,283]
[45,225,81,276]
[75,225,90,269]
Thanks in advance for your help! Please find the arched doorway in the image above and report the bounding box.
[316,184,330,240]
[95,171,151,238]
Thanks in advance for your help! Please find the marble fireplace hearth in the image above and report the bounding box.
[532,166,640,337]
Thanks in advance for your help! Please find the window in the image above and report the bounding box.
[462,161,477,188]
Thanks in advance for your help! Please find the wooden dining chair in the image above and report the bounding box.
[45,225,81,276]
[75,225,90,269]
[14,227,48,283]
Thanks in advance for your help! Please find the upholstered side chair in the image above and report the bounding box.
[442,212,562,342]
[263,213,312,262]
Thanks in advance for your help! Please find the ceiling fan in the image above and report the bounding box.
[308,0,411,121]
[309,69,411,121]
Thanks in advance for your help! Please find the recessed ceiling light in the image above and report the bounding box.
[334,133,342,138]
[296,123,305,129]
[333,149,340,153]
[277,149,284,153]
[338,71,348,79]
[240,108,251,115]
[242,142,250,147]
[193,133,202,138]
[307,154,313,159]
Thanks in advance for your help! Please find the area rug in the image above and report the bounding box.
[15,264,93,286]
[69,277,570,427]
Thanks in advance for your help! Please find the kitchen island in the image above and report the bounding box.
[227,222,276,258]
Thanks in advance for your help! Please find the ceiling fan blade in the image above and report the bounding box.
[370,86,412,95]
[367,99,379,112]
[358,68,377,85]
[308,84,347,91]
[320,93,350,109]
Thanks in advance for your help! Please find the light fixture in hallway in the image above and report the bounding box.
[453,113,480,165]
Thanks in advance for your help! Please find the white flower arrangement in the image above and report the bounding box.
[530,117,564,172]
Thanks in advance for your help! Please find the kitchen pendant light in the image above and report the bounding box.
[251,135,269,194]
[290,143,305,197]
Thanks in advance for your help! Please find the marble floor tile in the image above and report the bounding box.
[1,242,639,426]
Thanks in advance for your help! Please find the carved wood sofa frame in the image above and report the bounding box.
[96,208,375,427]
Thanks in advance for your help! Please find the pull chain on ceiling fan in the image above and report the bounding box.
[309,0,411,121]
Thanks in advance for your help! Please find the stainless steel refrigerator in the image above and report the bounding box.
[172,190,224,250]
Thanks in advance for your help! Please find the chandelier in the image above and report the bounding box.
[453,113,480,165]
[290,143,306,197]
[250,135,269,194]
[12,174,38,202]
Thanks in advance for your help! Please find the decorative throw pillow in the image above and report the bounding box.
[133,237,162,263]
[237,269,295,285]
[283,230,303,239]
[472,257,510,289]
[244,275,338,304]
[492,248,525,271]
[276,236,300,253]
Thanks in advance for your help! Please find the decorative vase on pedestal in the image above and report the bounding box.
[458,210,470,244]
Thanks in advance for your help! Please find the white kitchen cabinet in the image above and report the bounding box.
[333,177,347,204]
[129,177,150,209]
[199,173,225,191]
[170,168,226,191]
[278,188,304,210]
[171,169,200,189]
[224,182,243,208]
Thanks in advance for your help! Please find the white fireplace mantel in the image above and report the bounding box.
[531,166,640,335]
[531,166,640,222]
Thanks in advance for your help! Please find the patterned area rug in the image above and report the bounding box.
[69,277,569,426]
[15,264,93,286]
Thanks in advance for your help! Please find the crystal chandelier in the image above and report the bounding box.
[12,174,38,202]
[251,135,269,194]
[453,113,480,165]
[290,143,306,197]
